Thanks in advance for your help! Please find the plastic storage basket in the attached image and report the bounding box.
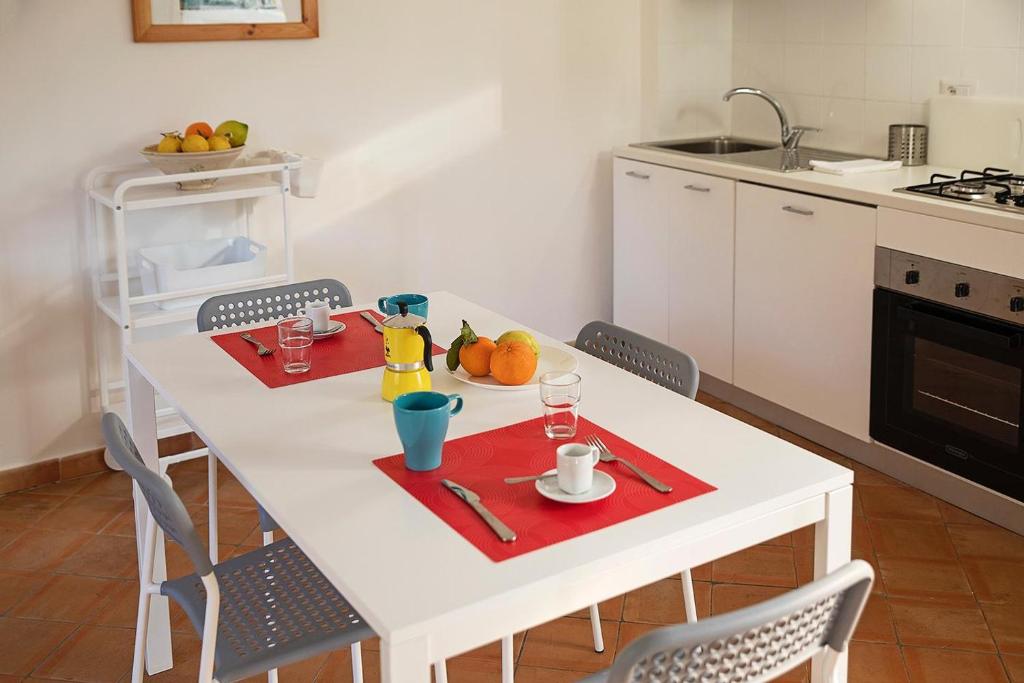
[138,236,267,310]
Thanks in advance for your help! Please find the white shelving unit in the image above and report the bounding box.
[86,160,299,467]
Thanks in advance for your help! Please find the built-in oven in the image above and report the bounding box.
[871,247,1024,502]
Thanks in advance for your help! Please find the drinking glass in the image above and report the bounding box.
[540,371,582,439]
[277,317,314,374]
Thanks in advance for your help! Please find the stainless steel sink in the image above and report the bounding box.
[644,137,777,155]
[630,136,865,173]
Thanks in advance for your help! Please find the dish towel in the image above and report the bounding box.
[809,158,903,175]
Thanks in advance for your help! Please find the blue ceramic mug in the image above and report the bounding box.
[378,293,429,319]
[393,391,463,471]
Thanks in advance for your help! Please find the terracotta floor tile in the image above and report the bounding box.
[567,594,624,621]
[689,562,711,581]
[1003,654,1024,683]
[711,583,788,615]
[432,654,502,682]
[980,602,1024,655]
[185,503,259,546]
[0,616,76,676]
[28,474,102,498]
[11,574,122,623]
[0,492,67,527]
[77,472,134,500]
[514,665,593,683]
[858,486,941,522]
[877,557,975,602]
[142,630,204,682]
[853,593,897,643]
[851,462,908,488]
[0,569,47,614]
[792,524,815,547]
[849,642,908,682]
[35,624,134,682]
[851,515,874,557]
[948,523,1024,561]
[518,617,618,673]
[868,519,956,560]
[0,528,91,572]
[711,544,796,587]
[794,539,882,593]
[56,534,139,579]
[99,508,138,538]
[903,646,1008,682]
[622,578,710,624]
[32,495,131,533]
[314,646,380,682]
[235,651,330,682]
[0,524,20,552]
[215,477,258,509]
[937,499,996,526]
[889,597,996,652]
[90,581,191,633]
[962,558,1024,605]
[166,471,210,505]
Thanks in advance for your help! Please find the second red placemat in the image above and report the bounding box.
[211,310,446,388]
[373,416,716,562]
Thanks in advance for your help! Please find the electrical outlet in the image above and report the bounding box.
[940,81,977,96]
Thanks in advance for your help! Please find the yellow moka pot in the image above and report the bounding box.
[380,302,433,401]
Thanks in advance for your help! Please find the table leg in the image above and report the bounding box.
[380,635,432,683]
[812,485,853,683]
[127,361,174,675]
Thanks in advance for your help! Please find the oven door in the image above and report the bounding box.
[871,288,1024,502]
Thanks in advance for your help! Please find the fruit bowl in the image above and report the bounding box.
[139,145,245,190]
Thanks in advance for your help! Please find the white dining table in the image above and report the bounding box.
[124,291,853,682]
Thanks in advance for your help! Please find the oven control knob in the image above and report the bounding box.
[954,282,971,298]
[905,270,920,285]
[1011,296,1024,313]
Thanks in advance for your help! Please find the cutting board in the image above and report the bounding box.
[929,96,1024,170]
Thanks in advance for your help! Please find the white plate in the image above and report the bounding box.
[313,321,346,339]
[535,469,616,504]
[447,345,578,391]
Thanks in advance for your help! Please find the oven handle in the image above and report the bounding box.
[897,303,1023,349]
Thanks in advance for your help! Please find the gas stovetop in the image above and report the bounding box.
[896,167,1024,214]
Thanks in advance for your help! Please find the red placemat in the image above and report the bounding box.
[373,416,716,562]
[211,310,446,389]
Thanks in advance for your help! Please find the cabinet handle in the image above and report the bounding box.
[625,170,650,179]
[782,205,814,216]
[684,184,711,193]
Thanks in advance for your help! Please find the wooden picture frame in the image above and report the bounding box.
[132,0,318,42]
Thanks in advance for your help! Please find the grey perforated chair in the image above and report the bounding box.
[574,321,702,649]
[578,560,874,683]
[103,412,373,683]
[196,280,353,547]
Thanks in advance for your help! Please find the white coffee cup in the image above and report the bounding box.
[298,299,331,333]
[556,442,599,495]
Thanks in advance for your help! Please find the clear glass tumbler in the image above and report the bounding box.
[277,316,314,374]
[540,371,582,439]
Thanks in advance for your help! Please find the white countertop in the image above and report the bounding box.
[615,145,1024,235]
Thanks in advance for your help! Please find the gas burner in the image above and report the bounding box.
[946,180,990,199]
[1008,177,1024,194]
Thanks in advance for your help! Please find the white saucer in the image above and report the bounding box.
[313,321,346,339]
[535,469,616,504]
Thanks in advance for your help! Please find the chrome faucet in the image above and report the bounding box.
[722,87,821,152]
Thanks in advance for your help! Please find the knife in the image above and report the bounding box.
[360,311,383,333]
[441,479,517,542]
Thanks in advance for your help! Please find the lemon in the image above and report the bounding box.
[182,134,210,153]
[156,132,182,153]
[207,135,231,151]
[496,330,540,358]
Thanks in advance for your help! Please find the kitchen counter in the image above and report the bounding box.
[615,145,1024,235]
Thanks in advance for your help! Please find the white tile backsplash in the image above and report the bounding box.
[963,0,1020,48]
[866,0,913,45]
[784,44,824,94]
[911,0,964,46]
[822,45,866,98]
[962,47,1020,97]
[865,46,913,101]
[910,46,961,103]
[823,0,867,44]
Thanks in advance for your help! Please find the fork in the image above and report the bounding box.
[585,435,672,493]
[240,333,274,357]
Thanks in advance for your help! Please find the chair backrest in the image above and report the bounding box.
[196,278,353,332]
[101,413,214,577]
[575,321,699,399]
[603,560,874,683]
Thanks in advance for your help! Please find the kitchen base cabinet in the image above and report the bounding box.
[734,183,875,441]
[613,158,734,380]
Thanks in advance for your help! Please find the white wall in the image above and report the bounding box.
[653,0,734,138]
[0,0,645,468]
[731,0,1024,156]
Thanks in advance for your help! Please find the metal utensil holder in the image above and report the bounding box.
[888,124,927,166]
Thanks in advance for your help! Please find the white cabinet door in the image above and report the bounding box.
[734,183,876,441]
[668,170,735,382]
[613,158,670,343]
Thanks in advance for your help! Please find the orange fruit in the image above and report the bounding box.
[185,121,213,139]
[489,341,538,385]
[459,337,496,377]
